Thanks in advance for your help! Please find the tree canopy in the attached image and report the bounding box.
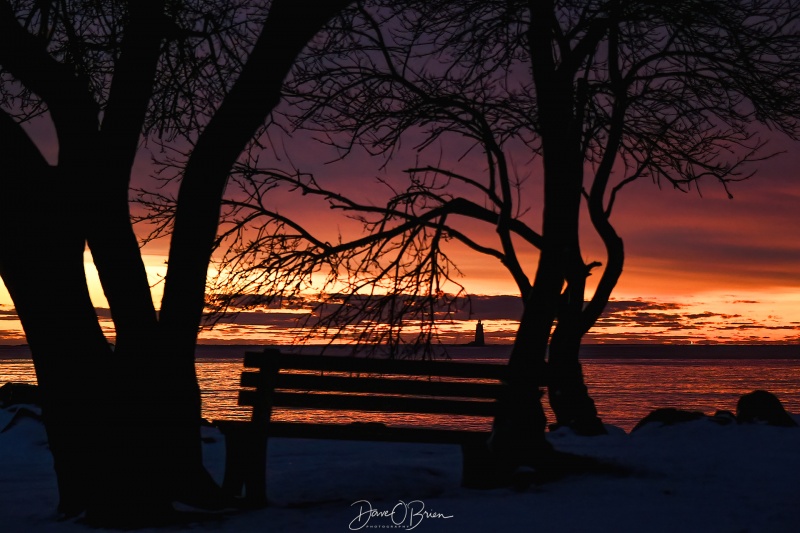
[140,0,800,436]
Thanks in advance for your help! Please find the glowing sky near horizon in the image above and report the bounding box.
[2,94,800,346]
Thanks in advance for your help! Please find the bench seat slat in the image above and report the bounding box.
[243,351,508,380]
[238,390,498,416]
[265,421,489,444]
[240,372,505,398]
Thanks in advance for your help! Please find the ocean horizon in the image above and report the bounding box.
[0,342,798,360]
[2,342,799,431]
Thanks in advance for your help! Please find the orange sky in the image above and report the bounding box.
[1,109,799,346]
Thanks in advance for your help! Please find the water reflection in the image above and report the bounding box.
[584,359,800,430]
[3,356,799,432]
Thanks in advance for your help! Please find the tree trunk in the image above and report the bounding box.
[491,94,586,467]
[0,114,175,521]
[490,0,605,467]
[490,252,560,468]
[0,205,113,517]
[0,250,111,516]
[547,253,605,435]
[156,0,353,508]
[0,112,97,515]
[548,92,629,436]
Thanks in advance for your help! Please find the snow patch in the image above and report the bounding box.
[1,408,798,532]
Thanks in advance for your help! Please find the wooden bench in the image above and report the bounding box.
[215,348,510,504]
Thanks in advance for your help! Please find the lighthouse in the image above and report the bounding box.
[474,319,485,346]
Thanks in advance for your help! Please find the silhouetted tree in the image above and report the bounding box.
[149,0,800,465]
[0,0,348,525]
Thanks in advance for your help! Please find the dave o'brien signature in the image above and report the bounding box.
[349,499,454,530]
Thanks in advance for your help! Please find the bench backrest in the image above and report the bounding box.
[238,349,509,425]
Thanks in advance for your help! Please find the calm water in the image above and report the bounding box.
[2,345,798,432]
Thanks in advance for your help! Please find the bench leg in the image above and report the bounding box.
[242,426,268,506]
[221,428,244,497]
[219,423,268,506]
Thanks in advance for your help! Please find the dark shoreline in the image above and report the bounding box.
[0,343,798,360]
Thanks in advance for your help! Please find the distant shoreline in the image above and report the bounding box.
[0,343,797,360]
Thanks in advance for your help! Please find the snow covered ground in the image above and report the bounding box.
[1,405,799,532]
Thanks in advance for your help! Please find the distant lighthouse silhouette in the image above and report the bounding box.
[474,319,485,346]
